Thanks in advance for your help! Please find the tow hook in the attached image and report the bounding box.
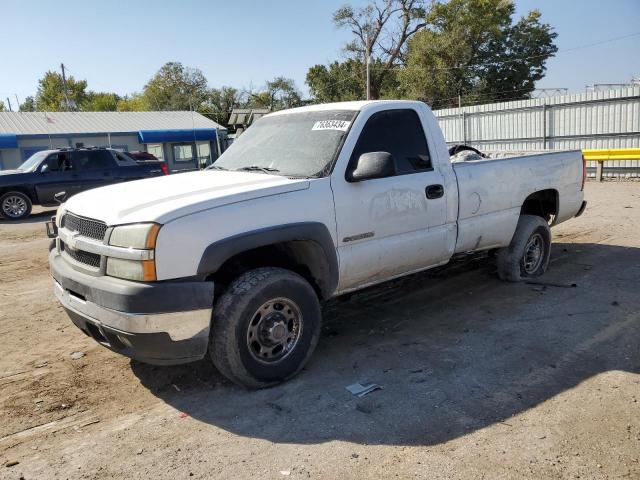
[46,216,58,239]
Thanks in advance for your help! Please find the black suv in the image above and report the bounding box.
[0,147,166,220]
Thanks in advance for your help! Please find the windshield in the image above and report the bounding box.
[213,110,357,177]
[17,151,50,171]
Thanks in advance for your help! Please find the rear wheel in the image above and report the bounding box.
[0,191,32,220]
[496,214,551,282]
[209,267,321,389]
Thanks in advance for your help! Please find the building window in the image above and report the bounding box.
[172,143,196,163]
[196,142,211,169]
[146,144,164,162]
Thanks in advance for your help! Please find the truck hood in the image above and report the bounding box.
[62,170,310,225]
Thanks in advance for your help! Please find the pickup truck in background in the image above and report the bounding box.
[48,100,587,388]
[0,147,167,220]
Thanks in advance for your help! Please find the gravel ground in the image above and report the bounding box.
[0,182,638,479]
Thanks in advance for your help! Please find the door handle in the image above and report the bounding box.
[425,184,444,199]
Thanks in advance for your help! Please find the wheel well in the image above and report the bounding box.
[0,187,35,203]
[521,189,558,222]
[207,240,333,301]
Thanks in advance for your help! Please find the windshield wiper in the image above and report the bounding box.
[236,165,280,174]
[205,164,228,171]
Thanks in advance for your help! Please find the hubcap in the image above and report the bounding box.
[523,232,544,274]
[2,195,27,218]
[246,298,303,364]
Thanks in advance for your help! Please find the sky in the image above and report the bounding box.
[0,0,638,106]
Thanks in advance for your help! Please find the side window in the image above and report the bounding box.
[349,109,432,176]
[44,153,72,171]
[73,150,115,170]
[43,154,62,171]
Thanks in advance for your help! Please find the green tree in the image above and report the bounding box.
[35,71,88,111]
[243,77,303,111]
[0,100,5,112]
[399,0,557,108]
[116,94,149,112]
[201,86,241,124]
[263,77,302,110]
[142,62,209,110]
[307,59,402,103]
[19,96,36,112]
[83,92,120,111]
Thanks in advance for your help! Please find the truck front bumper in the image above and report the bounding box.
[49,250,214,365]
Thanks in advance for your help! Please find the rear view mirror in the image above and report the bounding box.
[348,151,396,182]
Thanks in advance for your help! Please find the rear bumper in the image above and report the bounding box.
[50,250,214,365]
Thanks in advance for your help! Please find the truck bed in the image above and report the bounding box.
[452,150,584,254]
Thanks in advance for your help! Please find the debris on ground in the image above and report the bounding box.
[346,382,382,397]
[70,351,85,360]
[5,460,19,467]
[525,281,577,288]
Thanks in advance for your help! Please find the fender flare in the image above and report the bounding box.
[197,222,339,298]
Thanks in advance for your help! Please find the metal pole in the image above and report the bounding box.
[6,97,12,112]
[365,34,370,100]
[542,103,547,150]
[60,63,71,111]
[462,111,466,144]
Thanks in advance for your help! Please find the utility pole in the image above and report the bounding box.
[6,97,12,112]
[14,94,20,111]
[60,63,71,111]
[365,33,371,101]
[458,94,462,108]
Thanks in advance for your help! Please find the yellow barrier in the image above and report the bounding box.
[582,148,640,161]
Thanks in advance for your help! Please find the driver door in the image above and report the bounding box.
[332,108,451,291]
[34,153,76,205]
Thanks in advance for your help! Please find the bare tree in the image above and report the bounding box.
[333,0,426,69]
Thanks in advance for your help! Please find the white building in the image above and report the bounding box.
[0,111,227,172]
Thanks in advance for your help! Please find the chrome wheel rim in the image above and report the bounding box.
[2,195,28,218]
[523,233,544,274]
[246,297,303,364]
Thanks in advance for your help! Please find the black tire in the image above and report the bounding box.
[496,214,551,282]
[209,267,322,389]
[0,191,32,220]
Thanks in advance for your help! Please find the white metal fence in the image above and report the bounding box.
[433,86,640,178]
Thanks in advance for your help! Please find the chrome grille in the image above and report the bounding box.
[61,241,101,268]
[61,213,107,240]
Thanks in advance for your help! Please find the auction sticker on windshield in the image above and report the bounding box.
[312,120,351,131]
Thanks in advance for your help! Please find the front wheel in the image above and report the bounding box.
[0,191,32,220]
[209,267,322,389]
[496,214,551,282]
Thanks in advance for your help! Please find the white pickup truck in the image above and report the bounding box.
[48,100,587,388]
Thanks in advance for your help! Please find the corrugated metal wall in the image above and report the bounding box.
[434,86,640,178]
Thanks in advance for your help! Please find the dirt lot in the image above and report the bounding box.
[1,182,638,479]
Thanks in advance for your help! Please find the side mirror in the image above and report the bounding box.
[348,151,396,182]
[40,164,49,173]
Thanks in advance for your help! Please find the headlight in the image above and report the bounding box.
[109,223,160,249]
[107,223,161,281]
